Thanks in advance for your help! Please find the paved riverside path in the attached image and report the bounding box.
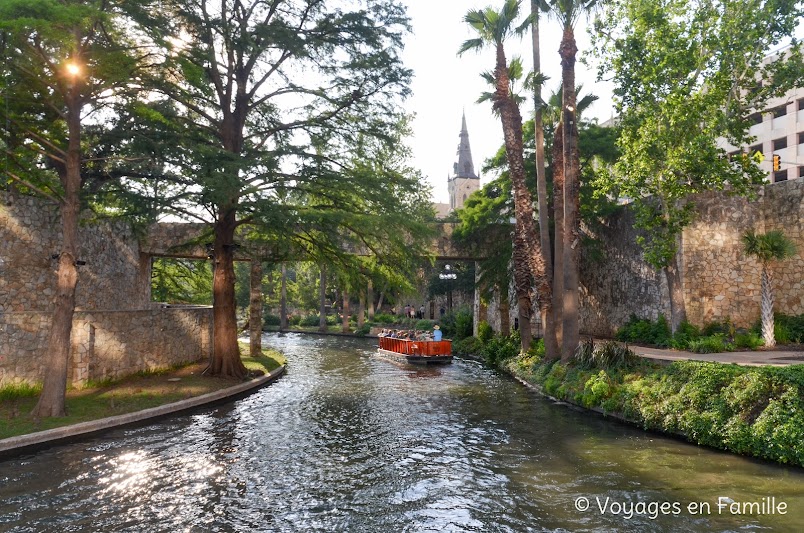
[623,343,804,367]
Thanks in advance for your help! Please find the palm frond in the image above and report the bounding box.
[458,37,485,56]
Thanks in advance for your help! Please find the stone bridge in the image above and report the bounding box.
[141,222,486,262]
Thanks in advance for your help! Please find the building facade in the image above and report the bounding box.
[721,51,804,183]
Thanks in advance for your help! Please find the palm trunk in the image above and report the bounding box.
[249,260,262,356]
[210,208,247,379]
[513,227,533,351]
[560,26,580,362]
[760,265,775,347]
[531,0,556,358]
[499,282,511,337]
[548,123,565,362]
[32,93,82,418]
[492,42,553,355]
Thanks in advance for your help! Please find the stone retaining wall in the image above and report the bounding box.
[0,306,212,386]
[581,180,804,335]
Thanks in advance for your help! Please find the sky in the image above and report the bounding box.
[399,2,614,204]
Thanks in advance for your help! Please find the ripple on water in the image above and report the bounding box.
[1,334,803,532]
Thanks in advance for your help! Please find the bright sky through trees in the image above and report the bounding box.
[400,1,613,204]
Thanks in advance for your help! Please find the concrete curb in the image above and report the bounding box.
[0,365,286,459]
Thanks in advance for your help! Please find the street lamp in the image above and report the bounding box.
[439,264,457,313]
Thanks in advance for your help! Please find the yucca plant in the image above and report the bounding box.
[742,230,798,347]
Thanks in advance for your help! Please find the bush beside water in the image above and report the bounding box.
[504,347,804,466]
[613,313,804,353]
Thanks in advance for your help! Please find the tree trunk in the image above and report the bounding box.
[760,265,776,347]
[32,91,82,418]
[531,0,556,358]
[342,289,350,333]
[280,263,288,331]
[548,122,565,362]
[209,209,247,379]
[499,283,511,337]
[492,42,553,356]
[367,279,375,320]
[319,266,328,333]
[512,227,533,351]
[249,260,262,357]
[665,239,687,334]
[560,26,580,363]
[358,289,366,329]
[376,289,385,315]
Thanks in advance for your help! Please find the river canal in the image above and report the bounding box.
[1,333,803,531]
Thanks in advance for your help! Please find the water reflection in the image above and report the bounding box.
[0,333,802,532]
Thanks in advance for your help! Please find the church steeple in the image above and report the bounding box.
[448,112,480,211]
[453,111,478,179]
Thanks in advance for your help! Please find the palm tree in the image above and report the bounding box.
[742,230,797,347]
[530,0,556,358]
[546,0,600,361]
[459,0,557,358]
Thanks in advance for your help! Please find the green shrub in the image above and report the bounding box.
[670,320,701,349]
[299,314,320,327]
[733,331,764,350]
[288,315,301,326]
[775,313,804,343]
[615,314,671,346]
[454,309,474,340]
[453,336,483,357]
[0,382,41,402]
[354,324,371,336]
[481,331,520,367]
[326,314,338,326]
[374,313,397,325]
[504,355,804,466]
[573,338,640,369]
[262,314,280,326]
[415,319,434,331]
[687,334,732,354]
[477,321,494,344]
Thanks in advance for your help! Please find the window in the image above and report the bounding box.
[799,132,804,145]
[800,166,804,179]
[774,170,788,182]
[748,112,763,125]
[772,105,787,118]
[773,137,787,150]
[750,144,763,155]
[799,98,804,111]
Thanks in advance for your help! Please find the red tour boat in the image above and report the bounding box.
[377,336,453,365]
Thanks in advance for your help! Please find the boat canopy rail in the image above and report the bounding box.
[378,337,452,356]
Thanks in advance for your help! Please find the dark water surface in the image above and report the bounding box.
[1,333,803,532]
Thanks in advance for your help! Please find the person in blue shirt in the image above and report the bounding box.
[433,325,443,341]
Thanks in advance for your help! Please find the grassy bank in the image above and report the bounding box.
[473,335,804,467]
[0,345,285,441]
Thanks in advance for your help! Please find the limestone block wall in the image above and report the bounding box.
[0,306,212,386]
[579,208,668,337]
[764,180,804,316]
[0,192,150,313]
[580,180,804,336]
[682,191,764,327]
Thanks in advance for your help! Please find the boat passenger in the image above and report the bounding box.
[433,325,443,341]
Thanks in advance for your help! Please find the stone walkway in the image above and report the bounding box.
[626,343,804,367]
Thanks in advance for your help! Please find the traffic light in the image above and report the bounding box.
[773,154,781,171]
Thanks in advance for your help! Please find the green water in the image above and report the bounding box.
[0,333,802,531]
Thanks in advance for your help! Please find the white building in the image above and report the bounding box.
[721,52,804,183]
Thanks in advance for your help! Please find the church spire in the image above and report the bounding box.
[453,111,478,179]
